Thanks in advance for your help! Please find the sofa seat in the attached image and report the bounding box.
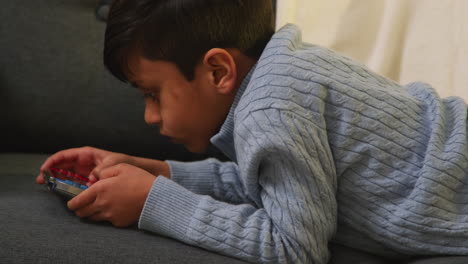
[0,153,248,264]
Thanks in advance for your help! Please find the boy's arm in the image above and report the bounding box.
[139,110,337,264]
[167,159,252,204]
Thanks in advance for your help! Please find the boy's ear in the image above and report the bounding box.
[202,48,237,95]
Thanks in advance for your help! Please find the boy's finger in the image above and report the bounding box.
[87,212,107,223]
[88,175,98,184]
[39,161,78,181]
[67,187,97,211]
[94,164,124,180]
[36,173,45,184]
[75,203,100,219]
[40,149,79,171]
[89,155,121,180]
[89,165,106,180]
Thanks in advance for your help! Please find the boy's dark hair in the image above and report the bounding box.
[104,0,275,82]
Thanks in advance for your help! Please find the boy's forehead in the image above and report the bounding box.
[126,53,160,82]
[126,54,184,86]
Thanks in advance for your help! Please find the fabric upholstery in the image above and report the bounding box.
[0,154,247,264]
[0,0,219,161]
[1,152,464,264]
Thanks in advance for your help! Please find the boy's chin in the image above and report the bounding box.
[184,141,210,154]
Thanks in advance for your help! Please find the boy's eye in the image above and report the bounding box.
[143,92,159,102]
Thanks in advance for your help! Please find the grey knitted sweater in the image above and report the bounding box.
[138,24,468,263]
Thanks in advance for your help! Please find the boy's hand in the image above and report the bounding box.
[91,155,171,183]
[67,163,156,228]
[36,146,135,185]
[37,146,170,186]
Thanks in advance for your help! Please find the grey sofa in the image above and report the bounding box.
[1,1,467,263]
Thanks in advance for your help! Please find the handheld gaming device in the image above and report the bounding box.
[43,168,89,198]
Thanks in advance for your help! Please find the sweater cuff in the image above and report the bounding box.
[166,159,218,195]
[138,176,202,241]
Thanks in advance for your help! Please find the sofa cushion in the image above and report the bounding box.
[3,153,467,264]
[0,153,247,263]
[0,0,223,161]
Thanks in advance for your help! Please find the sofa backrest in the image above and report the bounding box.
[0,0,222,161]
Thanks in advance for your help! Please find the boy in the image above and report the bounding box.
[36,0,468,263]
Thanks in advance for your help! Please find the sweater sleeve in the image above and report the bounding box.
[167,159,253,205]
[139,109,337,264]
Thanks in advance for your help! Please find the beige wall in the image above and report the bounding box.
[277,0,468,101]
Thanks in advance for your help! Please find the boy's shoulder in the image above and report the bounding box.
[234,24,401,124]
[234,25,341,118]
[262,24,358,67]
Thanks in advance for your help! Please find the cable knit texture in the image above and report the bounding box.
[139,24,468,263]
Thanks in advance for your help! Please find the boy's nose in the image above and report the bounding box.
[144,105,161,126]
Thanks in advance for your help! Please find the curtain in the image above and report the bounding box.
[276,0,468,101]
